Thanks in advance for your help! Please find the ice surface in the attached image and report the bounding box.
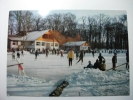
[7,51,129,96]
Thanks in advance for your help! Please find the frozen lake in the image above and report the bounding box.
[7,51,127,81]
[7,51,129,96]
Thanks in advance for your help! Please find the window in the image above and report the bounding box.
[12,42,16,45]
[36,42,40,46]
[46,43,50,48]
[55,43,58,47]
[51,43,54,46]
[12,41,17,45]
[42,42,45,46]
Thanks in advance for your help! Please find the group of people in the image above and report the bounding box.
[34,48,64,59]
[12,49,24,60]
[11,49,25,76]
[83,53,106,71]
[67,48,129,71]
[67,49,85,66]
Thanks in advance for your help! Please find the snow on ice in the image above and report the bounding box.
[62,69,129,96]
[7,51,129,96]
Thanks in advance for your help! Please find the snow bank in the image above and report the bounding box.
[62,69,129,96]
[7,68,129,97]
[7,74,55,96]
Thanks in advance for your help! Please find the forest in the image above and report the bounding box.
[8,10,128,49]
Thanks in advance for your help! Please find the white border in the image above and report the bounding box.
[0,0,133,100]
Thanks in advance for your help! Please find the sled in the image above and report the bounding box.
[7,63,23,67]
[49,80,69,96]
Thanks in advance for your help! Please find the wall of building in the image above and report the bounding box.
[24,41,34,49]
[35,40,59,51]
[10,41,22,49]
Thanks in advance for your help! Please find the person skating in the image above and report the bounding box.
[46,49,49,57]
[12,51,15,59]
[126,50,129,71]
[57,49,60,56]
[35,50,38,59]
[112,53,117,70]
[75,50,79,60]
[67,48,74,66]
[76,50,84,64]
[17,51,20,58]
[16,59,26,76]
[60,49,64,57]
[84,61,93,69]
[21,50,24,56]
[92,50,95,57]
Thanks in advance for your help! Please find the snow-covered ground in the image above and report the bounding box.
[7,51,129,96]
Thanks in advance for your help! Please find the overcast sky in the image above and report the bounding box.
[37,10,126,19]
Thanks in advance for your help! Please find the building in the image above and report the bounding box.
[8,36,23,50]
[8,30,59,51]
[63,41,90,51]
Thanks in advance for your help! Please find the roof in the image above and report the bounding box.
[8,37,23,41]
[23,30,49,41]
[63,41,89,46]
[37,38,58,43]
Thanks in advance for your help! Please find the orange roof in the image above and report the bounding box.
[81,42,89,46]
[37,37,58,42]
[45,31,52,35]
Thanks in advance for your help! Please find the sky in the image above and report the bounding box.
[36,10,127,24]
[37,10,127,19]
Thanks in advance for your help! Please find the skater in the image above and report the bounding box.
[84,61,93,69]
[112,53,117,70]
[46,49,49,57]
[42,48,45,54]
[17,51,20,58]
[93,59,100,69]
[98,53,105,64]
[67,48,74,66]
[16,59,26,76]
[92,50,95,57]
[83,50,86,56]
[60,49,64,57]
[75,50,79,60]
[76,50,84,64]
[57,49,60,56]
[35,50,38,59]
[126,50,129,71]
[21,50,24,56]
[12,51,15,59]
[18,64,26,75]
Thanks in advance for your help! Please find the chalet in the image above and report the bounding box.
[8,30,59,51]
[63,41,90,51]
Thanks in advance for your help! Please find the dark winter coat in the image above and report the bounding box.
[126,52,129,62]
[112,55,117,63]
[98,55,104,63]
[35,51,38,56]
[79,51,84,58]
[94,61,100,69]
[86,64,93,68]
